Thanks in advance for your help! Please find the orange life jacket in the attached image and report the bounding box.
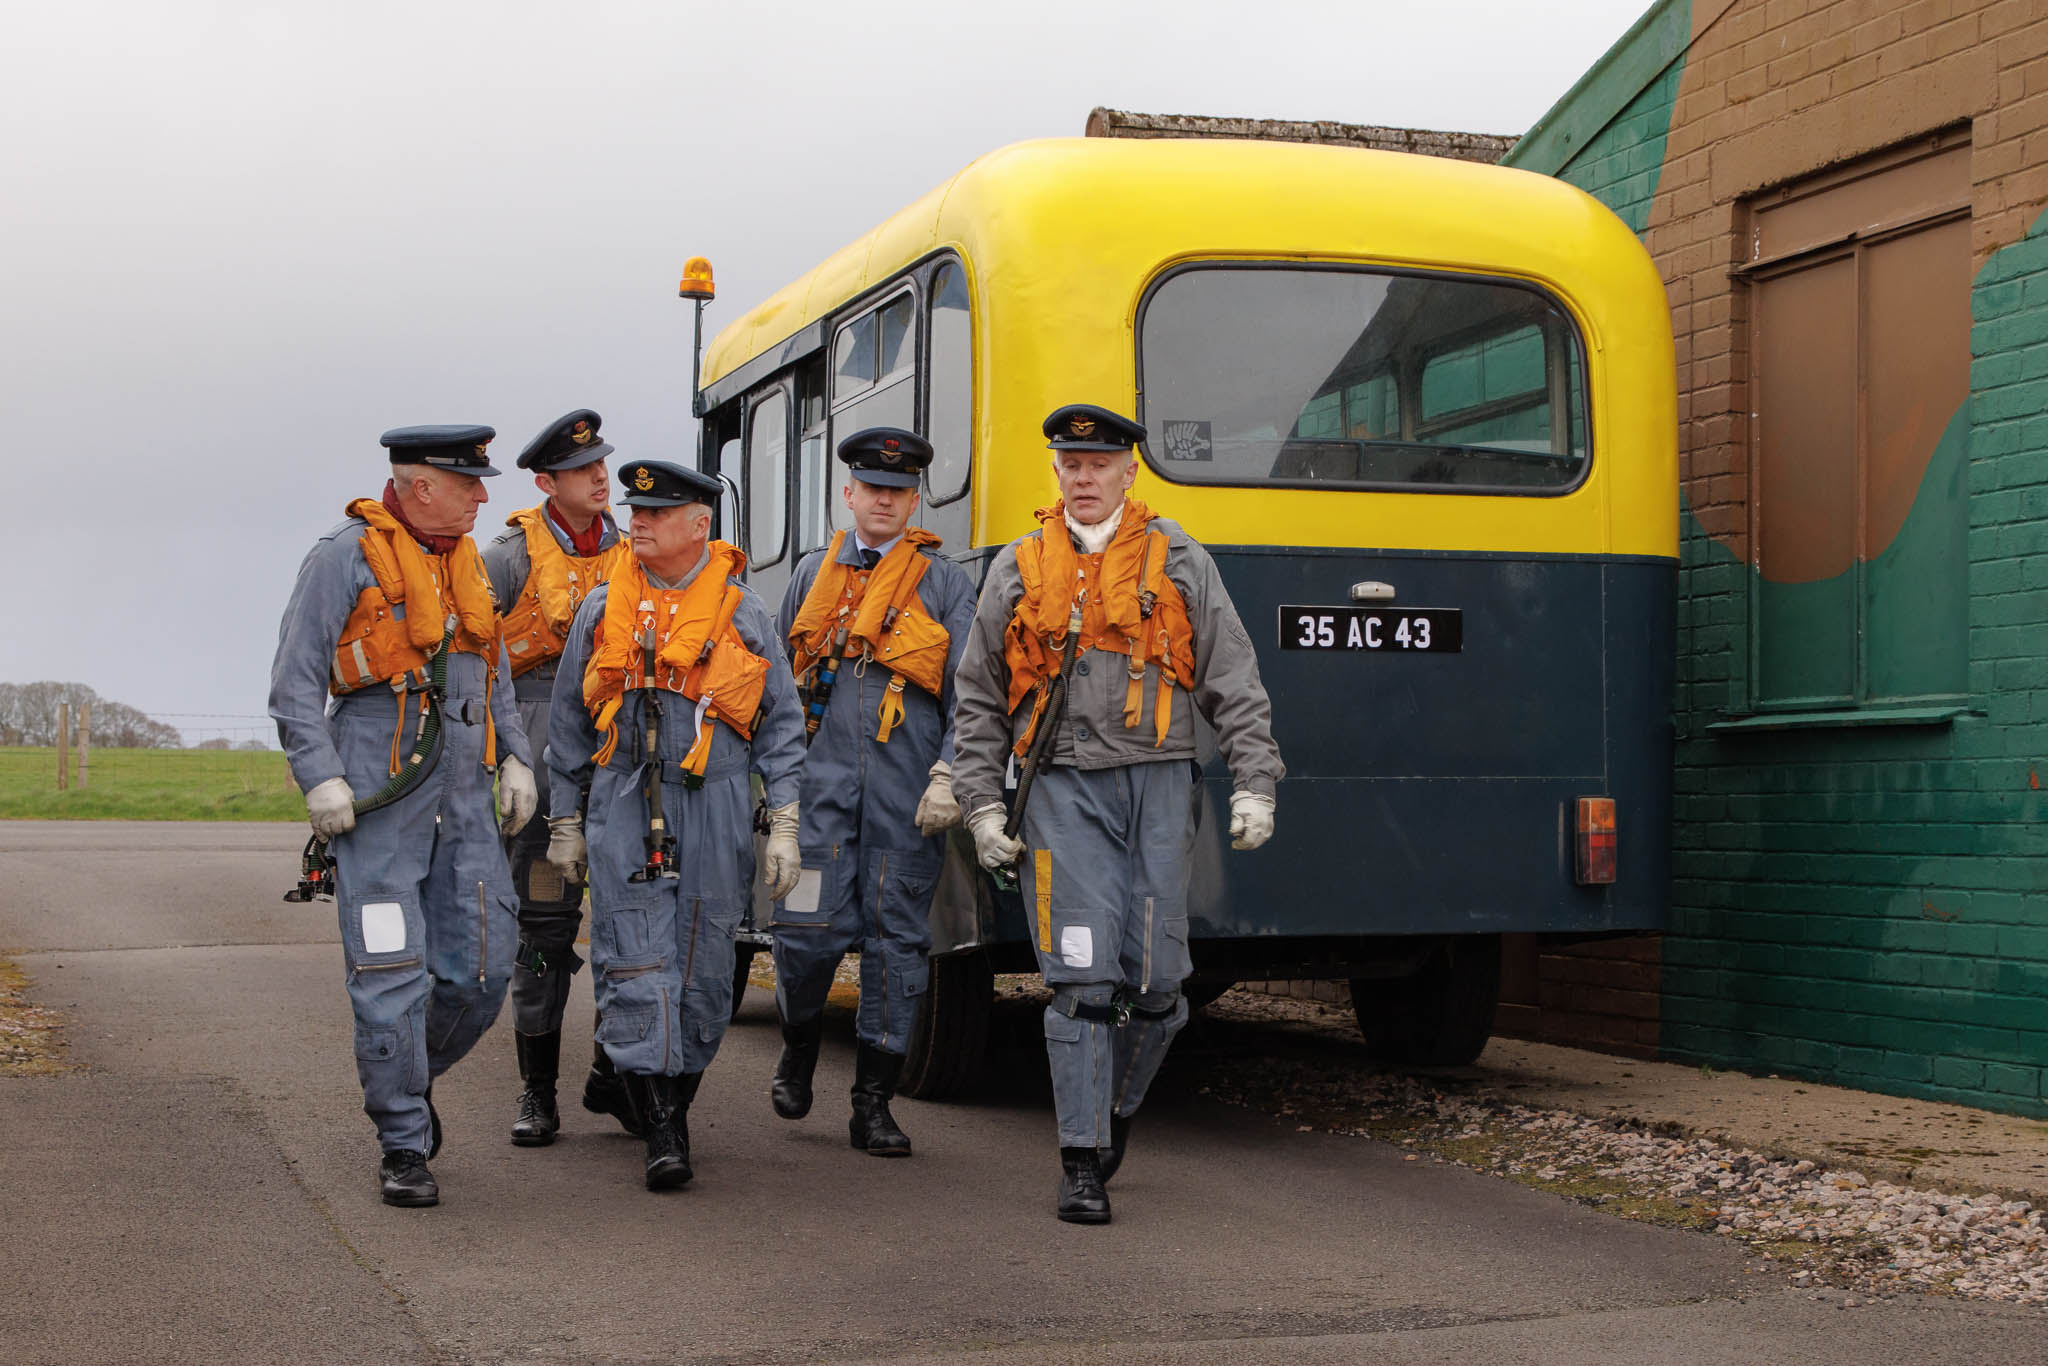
[330,498,503,770]
[1004,498,1196,757]
[498,505,627,677]
[785,528,951,743]
[582,542,770,779]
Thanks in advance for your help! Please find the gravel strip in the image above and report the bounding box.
[1192,993,2048,1307]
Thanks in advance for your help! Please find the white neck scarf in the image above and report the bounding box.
[1065,499,1125,555]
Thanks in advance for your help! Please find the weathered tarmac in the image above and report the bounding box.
[1,819,2042,1364]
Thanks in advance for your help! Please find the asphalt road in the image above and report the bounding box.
[2,820,2040,1365]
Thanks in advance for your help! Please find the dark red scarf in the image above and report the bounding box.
[547,499,607,558]
[381,479,463,555]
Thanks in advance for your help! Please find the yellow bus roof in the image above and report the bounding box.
[700,137,1675,561]
[702,136,1656,389]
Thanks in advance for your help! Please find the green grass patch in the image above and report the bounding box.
[0,747,303,821]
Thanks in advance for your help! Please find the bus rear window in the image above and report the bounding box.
[1137,266,1589,494]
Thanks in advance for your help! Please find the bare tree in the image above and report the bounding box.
[0,682,181,748]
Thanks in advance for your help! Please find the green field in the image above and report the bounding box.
[0,747,304,821]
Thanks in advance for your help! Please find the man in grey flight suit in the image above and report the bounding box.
[481,408,633,1146]
[545,459,807,1190]
[953,404,1283,1224]
[767,427,977,1156]
[270,424,538,1208]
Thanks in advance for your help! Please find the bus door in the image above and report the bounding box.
[1137,264,1664,939]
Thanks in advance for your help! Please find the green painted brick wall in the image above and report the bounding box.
[1515,1,2048,1117]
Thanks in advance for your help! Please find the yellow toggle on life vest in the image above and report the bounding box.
[498,505,627,677]
[582,542,771,779]
[1004,498,1195,758]
[330,497,503,772]
[785,529,951,743]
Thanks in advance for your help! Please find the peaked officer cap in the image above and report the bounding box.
[1043,404,1145,452]
[837,426,931,488]
[381,424,502,476]
[518,409,614,472]
[618,459,722,508]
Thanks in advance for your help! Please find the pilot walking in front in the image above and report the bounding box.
[480,409,632,1146]
[546,459,806,1190]
[767,428,977,1156]
[951,405,1283,1223]
[269,425,538,1208]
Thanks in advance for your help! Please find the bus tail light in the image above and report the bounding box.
[1575,797,1616,884]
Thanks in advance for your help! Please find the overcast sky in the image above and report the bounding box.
[0,0,1651,744]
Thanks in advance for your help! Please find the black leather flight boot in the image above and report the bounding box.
[1057,1147,1112,1224]
[1097,1113,1134,1184]
[582,1032,644,1137]
[848,1041,912,1157]
[770,1013,825,1120]
[511,1030,562,1147]
[379,1149,439,1208]
[634,1073,693,1191]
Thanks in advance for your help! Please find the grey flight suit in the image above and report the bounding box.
[270,514,531,1156]
[951,509,1283,1149]
[769,534,977,1053]
[548,552,806,1077]
[481,508,623,1037]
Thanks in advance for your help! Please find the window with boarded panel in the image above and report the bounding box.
[1742,132,1971,712]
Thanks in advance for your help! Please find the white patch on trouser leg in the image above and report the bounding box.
[783,868,822,914]
[361,902,406,953]
[1060,925,1093,968]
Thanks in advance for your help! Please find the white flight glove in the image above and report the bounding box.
[305,776,356,837]
[763,801,802,899]
[497,756,538,836]
[967,802,1025,873]
[1228,790,1276,852]
[914,760,963,835]
[546,815,587,883]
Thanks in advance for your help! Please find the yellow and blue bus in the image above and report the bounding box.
[695,136,1676,1093]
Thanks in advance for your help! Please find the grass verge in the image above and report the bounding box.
[0,747,302,821]
[0,958,71,1076]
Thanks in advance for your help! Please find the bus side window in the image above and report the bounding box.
[830,290,918,533]
[795,359,830,552]
[746,387,790,567]
[925,261,971,504]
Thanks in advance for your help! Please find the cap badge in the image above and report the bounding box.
[473,443,490,459]
[1069,417,1096,439]
[633,467,655,492]
[570,420,595,446]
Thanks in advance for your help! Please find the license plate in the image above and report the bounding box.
[1278,605,1462,653]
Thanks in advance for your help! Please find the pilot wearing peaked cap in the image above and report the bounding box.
[948,399,1283,1225]
[764,423,977,1157]
[483,408,632,1149]
[269,422,537,1208]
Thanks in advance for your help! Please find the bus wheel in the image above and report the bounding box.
[730,948,756,1022]
[1349,934,1500,1067]
[899,951,993,1101]
[1184,979,1235,1011]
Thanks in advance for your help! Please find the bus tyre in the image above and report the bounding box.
[899,951,993,1101]
[731,948,756,1023]
[1183,979,1235,1012]
[1349,934,1501,1067]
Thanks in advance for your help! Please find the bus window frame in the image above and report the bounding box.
[922,255,974,507]
[1132,259,1596,500]
[742,381,793,569]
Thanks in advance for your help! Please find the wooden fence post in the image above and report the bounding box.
[56,703,70,791]
[78,702,90,790]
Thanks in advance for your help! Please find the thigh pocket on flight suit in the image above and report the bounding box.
[1152,912,1193,990]
[1042,1009,1085,1047]
[769,853,847,930]
[1041,906,1114,986]
[687,896,743,1041]
[353,1023,403,1067]
[883,940,930,1008]
[343,890,426,974]
[877,852,941,949]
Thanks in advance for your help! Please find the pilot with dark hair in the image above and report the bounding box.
[766,427,977,1156]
